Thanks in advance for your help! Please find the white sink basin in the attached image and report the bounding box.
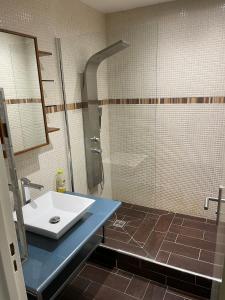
[13,191,95,239]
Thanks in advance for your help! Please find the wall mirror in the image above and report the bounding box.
[0,29,48,155]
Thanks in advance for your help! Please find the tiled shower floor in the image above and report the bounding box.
[58,262,203,300]
[101,202,225,279]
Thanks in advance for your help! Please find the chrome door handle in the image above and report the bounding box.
[205,186,225,225]
[204,197,225,210]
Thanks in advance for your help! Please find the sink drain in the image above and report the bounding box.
[49,216,60,224]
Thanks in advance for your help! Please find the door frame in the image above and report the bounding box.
[0,145,27,300]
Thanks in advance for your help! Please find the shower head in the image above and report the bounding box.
[85,40,130,68]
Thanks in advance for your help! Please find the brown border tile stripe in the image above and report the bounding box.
[5,98,41,104]
[45,102,89,114]
[45,97,225,114]
[107,97,225,104]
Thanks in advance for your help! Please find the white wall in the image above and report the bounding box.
[106,0,225,218]
[2,0,225,220]
[0,0,111,200]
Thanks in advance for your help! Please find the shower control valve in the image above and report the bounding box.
[91,148,102,154]
[90,136,100,143]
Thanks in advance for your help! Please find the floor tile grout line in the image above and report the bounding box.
[84,262,131,280]
[167,251,222,269]
[141,213,171,249]
[173,238,202,251]
[73,263,207,300]
[105,206,221,279]
[166,290,191,300]
[174,225,218,243]
[166,251,172,265]
[106,229,221,266]
[120,211,154,251]
[166,249,217,265]
[175,233,217,247]
[162,286,168,300]
[170,223,205,237]
[80,268,138,298]
[198,249,202,261]
[181,219,216,232]
[139,221,158,248]
[124,274,133,294]
[105,238,221,266]
[82,280,92,295]
[141,280,150,300]
[181,218,185,226]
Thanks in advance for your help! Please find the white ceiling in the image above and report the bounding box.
[80,0,175,13]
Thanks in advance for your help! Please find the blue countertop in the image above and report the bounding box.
[22,193,121,294]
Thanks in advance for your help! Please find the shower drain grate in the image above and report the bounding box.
[113,220,126,228]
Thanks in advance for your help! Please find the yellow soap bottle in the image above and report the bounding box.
[56,168,66,193]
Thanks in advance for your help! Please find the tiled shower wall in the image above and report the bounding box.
[0,0,111,200]
[106,0,225,218]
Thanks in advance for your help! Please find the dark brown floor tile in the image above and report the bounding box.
[126,275,149,299]
[117,253,141,269]
[204,231,225,245]
[121,202,133,209]
[165,232,178,242]
[176,235,217,253]
[132,218,156,243]
[182,219,216,233]
[161,241,200,259]
[131,204,150,213]
[148,207,169,215]
[87,261,117,274]
[144,231,166,259]
[195,276,212,289]
[96,228,103,236]
[155,213,174,232]
[147,213,160,220]
[105,228,131,243]
[83,282,137,300]
[108,214,124,222]
[117,269,133,279]
[58,276,91,300]
[128,239,144,248]
[164,292,185,300]
[203,231,216,243]
[116,225,137,237]
[166,279,210,299]
[156,250,170,264]
[172,217,183,226]
[105,238,147,257]
[105,220,116,230]
[168,253,215,277]
[80,265,130,292]
[176,213,206,223]
[89,247,117,269]
[199,250,224,265]
[170,224,204,239]
[206,219,216,224]
[166,288,204,300]
[123,215,143,227]
[117,207,146,219]
[143,281,166,300]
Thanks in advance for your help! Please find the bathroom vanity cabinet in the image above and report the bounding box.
[23,193,121,300]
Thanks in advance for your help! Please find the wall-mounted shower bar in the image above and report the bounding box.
[81,40,130,192]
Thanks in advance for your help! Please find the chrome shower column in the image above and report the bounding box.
[82,40,129,192]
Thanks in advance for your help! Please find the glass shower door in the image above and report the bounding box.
[209,186,225,300]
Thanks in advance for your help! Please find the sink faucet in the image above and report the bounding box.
[21,177,44,205]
